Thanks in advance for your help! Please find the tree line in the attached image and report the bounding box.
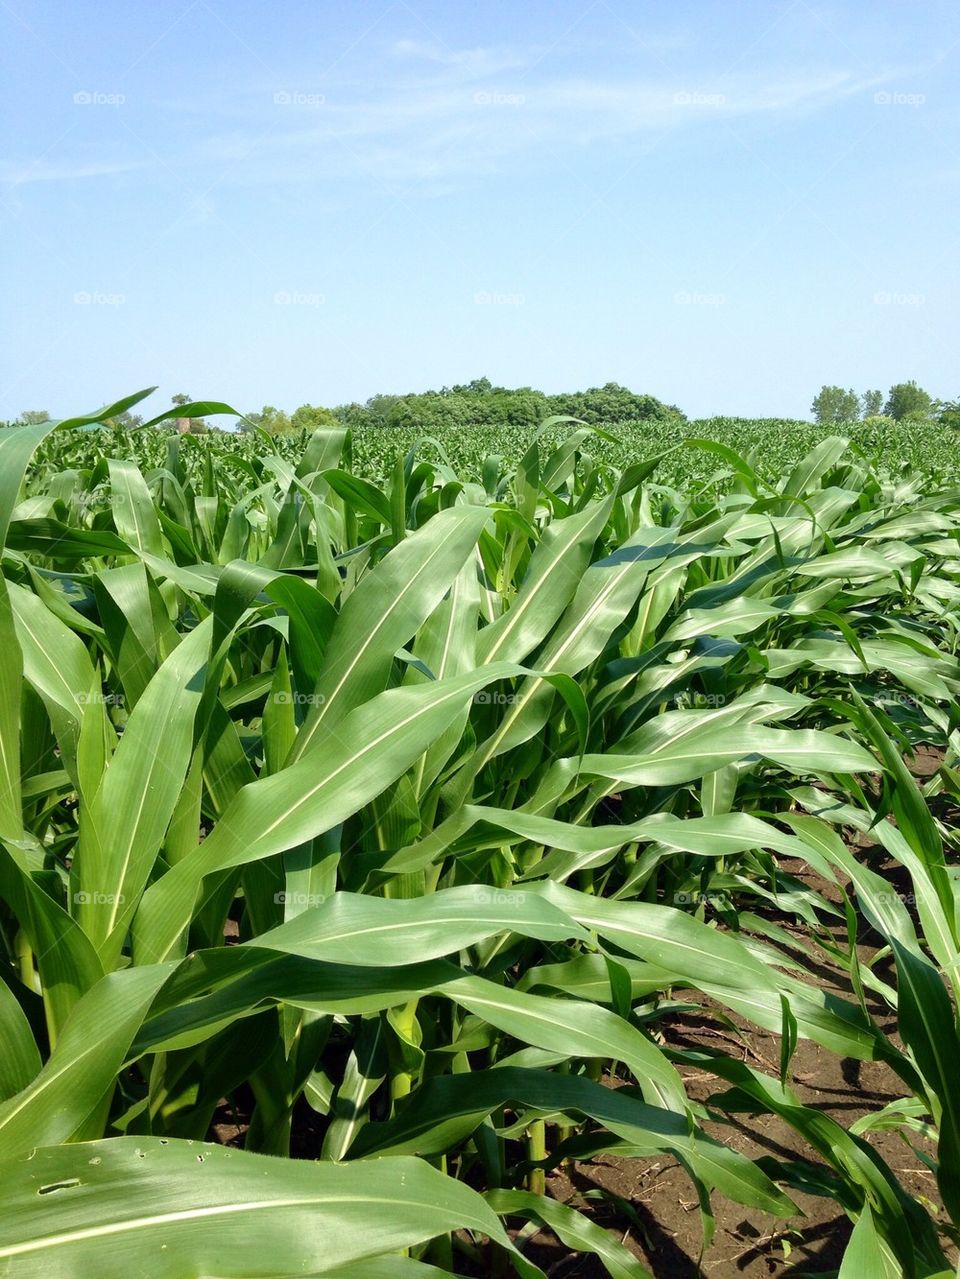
[9,378,959,432]
[812,381,960,428]
[5,381,686,436]
[243,379,685,437]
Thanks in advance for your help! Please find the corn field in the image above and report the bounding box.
[0,388,959,1277]
[22,411,960,493]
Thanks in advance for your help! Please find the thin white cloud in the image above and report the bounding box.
[389,39,536,77]
[0,158,148,186]
[1,42,919,193]
[188,63,911,183]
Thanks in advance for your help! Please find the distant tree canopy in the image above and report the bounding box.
[12,379,954,437]
[812,382,938,426]
[885,380,934,422]
[291,403,340,431]
[811,386,860,425]
[243,406,293,436]
[383,387,545,432]
[547,383,684,426]
[325,380,684,434]
[860,389,884,418]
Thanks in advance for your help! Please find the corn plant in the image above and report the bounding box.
[0,390,958,1277]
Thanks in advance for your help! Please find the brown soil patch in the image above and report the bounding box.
[520,1019,942,1277]
[513,850,955,1276]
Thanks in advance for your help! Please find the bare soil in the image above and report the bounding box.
[521,1013,940,1277]
[517,825,956,1277]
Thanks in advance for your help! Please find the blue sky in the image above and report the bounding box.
[2,0,958,421]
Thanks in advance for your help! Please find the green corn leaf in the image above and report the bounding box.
[0,1139,537,1278]
[487,1189,654,1279]
[0,965,172,1159]
[890,940,960,1225]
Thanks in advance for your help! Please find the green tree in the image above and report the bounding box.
[332,402,371,429]
[811,386,859,425]
[365,394,402,427]
[885,381,934,421]
[18,410,51,425]
[243,405,293,436]
[547,383,682,425]
[938,399,960,430]
[290,404,339,432]
[384,386,547,432]
[860,389,884,418]
[329,381,682,432]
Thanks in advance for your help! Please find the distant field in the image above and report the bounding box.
[347,415,960,487]
[18,413,960,492]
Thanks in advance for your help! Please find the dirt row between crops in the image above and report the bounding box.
[521,766,956,1277]
[525,961,937,1277]
[209,748,957,1277]
[214,863,950,1278]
